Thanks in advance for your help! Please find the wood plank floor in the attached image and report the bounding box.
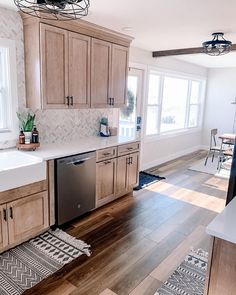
[24,150,229,295]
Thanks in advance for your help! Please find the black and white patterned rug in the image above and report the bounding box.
[0,229,91,295]
[155,249,208,295]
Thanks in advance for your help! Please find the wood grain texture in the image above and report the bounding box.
[69,32,91,108]
[0,204,8,251]
[40,24,69,108]
[152,44,236,57]
[207,237,236,295]
[22,150,227,295]
[0,180,48,205]
[110,44,129,107]
[91,38,111,108]
[7,191,49,245]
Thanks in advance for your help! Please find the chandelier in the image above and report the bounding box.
[13,0,90,20]
[202,32,232,56]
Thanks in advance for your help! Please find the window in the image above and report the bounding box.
[0,38,18,140]
[146,71,205,136]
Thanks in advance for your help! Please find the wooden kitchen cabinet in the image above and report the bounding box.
[22,15,132,110]
[41,24,69,109]
[116,152,139,196]
[91,39,112,108]
[110,44,129,107]
[69,32,91,108]
[8,192,49,245]
[0,180,49,253]
[0,205,8,251]
[91,39,129,108]
[96,158,117,207]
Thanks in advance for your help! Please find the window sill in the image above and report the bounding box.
[144,127,202,143]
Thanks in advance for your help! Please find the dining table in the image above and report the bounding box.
[219,133,236,143]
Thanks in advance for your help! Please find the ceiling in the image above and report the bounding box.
[1,0,236,67]
[174,52,236,68]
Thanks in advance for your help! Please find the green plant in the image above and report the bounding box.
[17,111,36,132]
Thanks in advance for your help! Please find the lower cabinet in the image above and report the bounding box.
[96,143,140,207]
[96,158,117,207]
[0,188,49,253]
[116,152,139,197]
[0,205,8,250]
[8,192,49,245]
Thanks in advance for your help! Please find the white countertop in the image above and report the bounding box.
[206,197,236,244]
[21,135,140,161]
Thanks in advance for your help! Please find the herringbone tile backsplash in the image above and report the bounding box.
[0,7,116,148]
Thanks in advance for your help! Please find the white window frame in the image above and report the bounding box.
[0,38,18,142]
[144,67,206,141]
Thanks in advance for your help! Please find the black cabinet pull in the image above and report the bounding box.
[127,157,131,165]
[130,156,133,164]
[70,96,73,106]
[9,207,13,219]
[112,98,115,106]
[3,209,7,221]
[108,98,111,105]
[65,96,70,106]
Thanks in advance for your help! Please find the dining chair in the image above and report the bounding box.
[218,148,233,172]
[204,129,224,166]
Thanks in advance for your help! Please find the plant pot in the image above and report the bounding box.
[23,131,32,144]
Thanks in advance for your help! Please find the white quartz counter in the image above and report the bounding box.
[22,135,140,161]
[206,197,236,244]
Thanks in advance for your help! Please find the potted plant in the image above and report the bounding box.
[17,111,36,143]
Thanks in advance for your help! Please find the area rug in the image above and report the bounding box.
[0,229,91,295]
[188,158,230,179]
[155,248,208,295]
[134,171,165,191]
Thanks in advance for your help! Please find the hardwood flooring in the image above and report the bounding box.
[24,150,228,295]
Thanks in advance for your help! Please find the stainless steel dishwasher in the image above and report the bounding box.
[55,151,96,226]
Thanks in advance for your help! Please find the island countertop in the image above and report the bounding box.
[206,196,236,244]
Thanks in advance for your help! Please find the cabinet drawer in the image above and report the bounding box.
[118,142,140,156]
[96,146,117,162]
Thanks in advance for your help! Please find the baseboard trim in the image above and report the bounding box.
[141,145,205,170]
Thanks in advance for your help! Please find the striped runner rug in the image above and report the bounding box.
[0,229,91,295]
[155,248,208,295]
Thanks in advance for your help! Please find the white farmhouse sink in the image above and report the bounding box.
[0,151,46,192]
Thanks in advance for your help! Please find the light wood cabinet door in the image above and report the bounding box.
[91,38,112,108]
[40,24,69,109]
[69,32,91,108]
[116,155,129,196]
[8,192,49,245]
[0,205,8,251]
[111,44,129,107]
[128,152,139,189]
[96,159,116,206]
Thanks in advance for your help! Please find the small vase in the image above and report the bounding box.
[23,131,32,144]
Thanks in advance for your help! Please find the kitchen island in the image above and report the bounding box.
[205,196,236,295]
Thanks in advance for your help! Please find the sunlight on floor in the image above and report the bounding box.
[147,182,225,213]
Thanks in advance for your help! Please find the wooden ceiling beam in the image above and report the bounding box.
[152,44,236,57]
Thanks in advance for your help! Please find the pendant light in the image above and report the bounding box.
[14,0,90,21]
[202,32,232,56]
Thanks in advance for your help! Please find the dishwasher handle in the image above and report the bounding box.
[67,157,94,166]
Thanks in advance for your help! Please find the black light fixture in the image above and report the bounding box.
[202,32,232,56]
[13,0,90,20]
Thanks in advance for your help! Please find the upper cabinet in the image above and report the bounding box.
[90,39,129,108]
[69,32,91,108]
[22,16,133,110]
[91,39,111,108]
[110,44,129,107]
[40,25,69,109]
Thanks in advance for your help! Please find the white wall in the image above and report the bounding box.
[202,68,236,147]
[129,46,208,170]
